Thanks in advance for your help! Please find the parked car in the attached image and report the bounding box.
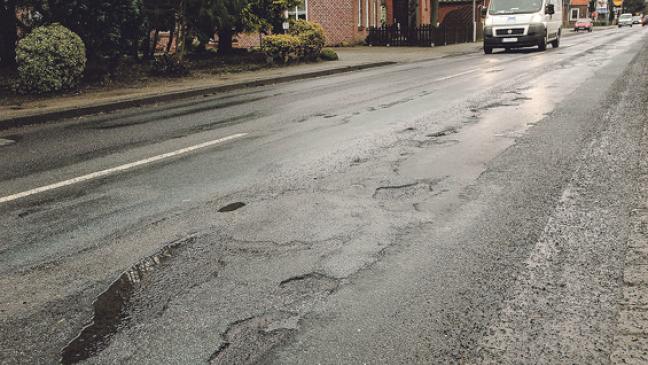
[574,18,593,32]
[618,13,633,27]
[632,15,642,24]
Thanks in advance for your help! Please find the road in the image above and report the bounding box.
[1,27,648,364]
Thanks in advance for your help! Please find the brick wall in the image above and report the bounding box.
[309,0,381,45]
[228,0,380,48]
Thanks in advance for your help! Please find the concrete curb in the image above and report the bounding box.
[0,61,395,131]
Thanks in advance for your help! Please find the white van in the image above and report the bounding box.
[481,0,563,54]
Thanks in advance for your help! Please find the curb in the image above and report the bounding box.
[0,61,395,131]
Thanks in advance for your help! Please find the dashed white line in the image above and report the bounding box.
[0,138,15,147]
[0,133,247,204]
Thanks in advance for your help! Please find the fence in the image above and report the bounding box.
[366,24,474,47]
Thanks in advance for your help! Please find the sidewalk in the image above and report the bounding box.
[0,42,482,129]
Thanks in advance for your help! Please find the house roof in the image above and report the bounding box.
[571,0,589,6]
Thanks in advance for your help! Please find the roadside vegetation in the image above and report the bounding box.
[0,0,337,98]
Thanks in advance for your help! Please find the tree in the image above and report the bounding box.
[623,0,646,14]
[244,0,301,35]
[0,0,18,66]
[39,0,145,62]
[142,0,177,57]
[190,0,250,54]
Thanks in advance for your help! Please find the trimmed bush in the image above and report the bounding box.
[289,20,326,60]
[261,34,304,64]
[320,48,339,61]
[15,24,86,94]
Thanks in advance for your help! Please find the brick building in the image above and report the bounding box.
[285,0,481,45]
[568,0,590,22]
[384,0,483,30]
[288,0,384,45]
[227,0,384,48]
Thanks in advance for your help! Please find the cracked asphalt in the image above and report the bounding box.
[1,27,648,364]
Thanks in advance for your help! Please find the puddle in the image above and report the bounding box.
[60,235,197,364]
[218,202,246,212]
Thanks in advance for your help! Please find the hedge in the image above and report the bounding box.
[262,20,327,64]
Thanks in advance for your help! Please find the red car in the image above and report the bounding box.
[574,18,593,32]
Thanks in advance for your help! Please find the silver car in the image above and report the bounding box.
[619,13,634,27]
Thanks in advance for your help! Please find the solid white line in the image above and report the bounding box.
[0,133,247,204]
[434,68,480,82]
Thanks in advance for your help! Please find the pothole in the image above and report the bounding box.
[209,312,298,365]
[60,235,198,364]
[218,202,246,212]
[351,156,369,165]
[427,127,458,138]
[278,272,339,298]
[373,181,436,200]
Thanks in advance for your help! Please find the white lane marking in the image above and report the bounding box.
[0,133,247,204]
[433,68,480,82]
[0,138,15,147]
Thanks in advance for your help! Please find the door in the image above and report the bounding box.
[546,0,562,39]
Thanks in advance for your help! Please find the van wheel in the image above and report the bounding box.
[484,46,493,54]
[538,37,547,51]
[551,36,560,48]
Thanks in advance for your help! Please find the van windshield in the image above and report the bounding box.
[489,0,544,14]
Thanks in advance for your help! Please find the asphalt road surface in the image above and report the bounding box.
[2,27,648,364]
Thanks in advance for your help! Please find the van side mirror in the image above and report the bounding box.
[546,4,555,15]
[480,7,488,17]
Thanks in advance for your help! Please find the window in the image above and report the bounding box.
[288,0,307,20]
[489,0,543,15]
[570,8,579,20]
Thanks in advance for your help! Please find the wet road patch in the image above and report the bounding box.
[60,235,198,364]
